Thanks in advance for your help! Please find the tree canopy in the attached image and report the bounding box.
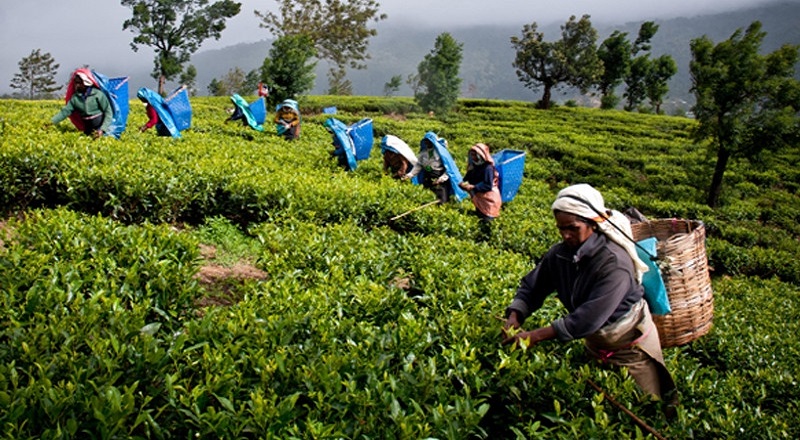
[415,32,463,116]
[511,15,601,109]
[122,0,241,94]
[260,34,318,105]
[255,0,386,94]
[10,49,61,99]
[597,31,632,109]
[690,21,800,207]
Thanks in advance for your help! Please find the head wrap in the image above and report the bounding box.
[381,135,418,166]
[551,183,648,282]
[75,71,93,87]
[468,143,494,170]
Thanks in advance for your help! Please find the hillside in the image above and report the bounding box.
[2,95,800,437]
[181,1,800,110]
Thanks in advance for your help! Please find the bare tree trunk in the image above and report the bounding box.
[707,145,730,208]
[539,84,553,109]
[158,75,166,95]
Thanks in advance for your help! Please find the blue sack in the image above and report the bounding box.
[636,237,671,315]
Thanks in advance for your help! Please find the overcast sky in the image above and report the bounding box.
[0,0,788,95]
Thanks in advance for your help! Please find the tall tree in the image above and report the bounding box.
[383,75,402,97]
[260,33,317,105]
[207,77,226,96]
[691,21,800,208]
[255,0,386,94]
[596,31,632,109]
[10,49,61,99]
[623,22,662,112]
[219,67,247,95]
[645,54,677,114]
[179,64,198,96]
[511,15,601,109]
[632,21,659,55]
[623,55,650,111]
[415,32,463,116]
[122,0,241,94]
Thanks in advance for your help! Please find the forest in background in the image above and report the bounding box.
[180,1,800,111]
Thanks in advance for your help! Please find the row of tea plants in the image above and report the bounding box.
[0,95,798,438]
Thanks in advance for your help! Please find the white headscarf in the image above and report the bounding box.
[381,135,418,166]
[551,183,648,282]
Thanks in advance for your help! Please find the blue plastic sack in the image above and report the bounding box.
[325,117,357,171]
[347,118,374,160]
[636,237,671,315]
[492,149,526,203]
[93,72,129,139]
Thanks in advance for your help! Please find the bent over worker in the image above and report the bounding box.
[502,183,678,413]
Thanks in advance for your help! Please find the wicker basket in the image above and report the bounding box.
[631,219,714,348]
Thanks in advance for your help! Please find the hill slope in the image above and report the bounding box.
[184,1,800,109]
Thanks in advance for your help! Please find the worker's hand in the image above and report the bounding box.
[501,311,522,343]
[93,129,103,139]
[502,329,535,347]
[434,175,448,185]
[502,324,556,348]
[400,174,411,181]
[139,125,147,132]
[458,182,473,191]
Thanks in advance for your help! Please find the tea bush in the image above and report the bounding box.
[1,96,799,438]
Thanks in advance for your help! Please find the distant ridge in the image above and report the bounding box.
[158,2,800,109]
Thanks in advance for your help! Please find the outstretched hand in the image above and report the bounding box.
[500,312,557,348]
[502,326,556,347]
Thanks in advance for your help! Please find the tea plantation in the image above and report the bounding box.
[1,95,798,438]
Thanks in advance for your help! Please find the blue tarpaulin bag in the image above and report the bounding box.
[325,117,357,171]
[165,86,192,132]
[636,237,671,315]
[347,118,374,160]
[491,149,526,203]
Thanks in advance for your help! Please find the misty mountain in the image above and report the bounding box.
[135,2,800,110]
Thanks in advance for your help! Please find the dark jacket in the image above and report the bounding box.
[506,232,644,341]
[462,163,496,193]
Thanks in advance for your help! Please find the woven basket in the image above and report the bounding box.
[631,219,714,348]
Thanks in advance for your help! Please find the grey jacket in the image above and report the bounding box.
[506,232,644,341]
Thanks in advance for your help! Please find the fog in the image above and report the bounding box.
[0,0,787,95]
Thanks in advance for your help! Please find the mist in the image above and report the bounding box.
[0,0,791,96]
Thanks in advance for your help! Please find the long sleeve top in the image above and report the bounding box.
[463,163,496,193]
[506,233,643,342]
[143,104,159,130]
[405,148,447,181]
[51,87,113,133]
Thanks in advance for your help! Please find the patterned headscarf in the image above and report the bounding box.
[551,183,648,282]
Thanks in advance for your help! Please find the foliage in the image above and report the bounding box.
[690,20,800,207]
[596,31,632,108]
[207,77,225,96]
[415,32,463,116]
[1,95,800,437]
[645,54,678,114]
[383,75,403,97]
[255,0,387,92]
[212,67,249,96]
[179,64,198,96]
[624,55,650,111]
[260,33,318,105]
[511,15,602,110]
[121,0,241,94]
[9,49,61,100]
[327,67,353,96]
